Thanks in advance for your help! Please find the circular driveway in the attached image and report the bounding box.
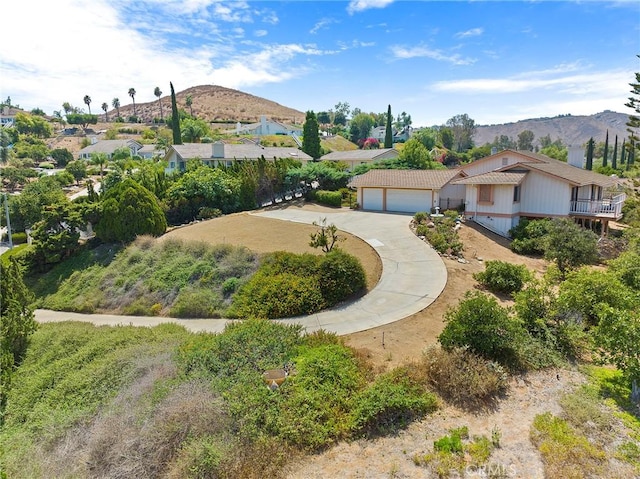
[36,208,447,335]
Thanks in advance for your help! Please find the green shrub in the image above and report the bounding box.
[509,218,551,255]
[413,211,428,224]
[438,291,524,368]
[420,217,463,256]
[169,288,223,318]
[318,249,366,305]
[221,277,241,296]
[421,346,508,410]
[10,232,28,245]
[434,427,468,454]
[314,190,342,207]
[351,367,437,437]
[473,260,532,295]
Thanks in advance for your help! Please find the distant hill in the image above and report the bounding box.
[111,85,305,125]
[474,111,632,148]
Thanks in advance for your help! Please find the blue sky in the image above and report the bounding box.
[2,0,639,127]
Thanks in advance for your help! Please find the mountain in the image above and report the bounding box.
[111,85,305,125]
[473,111,631,148]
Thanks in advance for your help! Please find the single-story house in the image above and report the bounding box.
[0,107,20,128]
[348,169,466,213]
[234,115,302,136]
[137,144,158,159]
[370,126,412,144]
[78,139,143,159]
[164,141,312,173]
[451,149,626,237]
[320,148,399,170]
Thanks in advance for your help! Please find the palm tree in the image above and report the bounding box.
[154,86,163,121]
[62,102,73,115]
[83,95,92,114]
[90,152,108,182]
[128,88,137,118]
[101,102,109,122]
[112,98,120,120]
[185,94,193,117]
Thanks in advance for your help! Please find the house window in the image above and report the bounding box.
[478,184,493,204]
[502,157,508,166]
[170,161,175,168]
[513,185,521,203]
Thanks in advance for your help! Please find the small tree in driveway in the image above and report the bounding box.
[309,217,344,253]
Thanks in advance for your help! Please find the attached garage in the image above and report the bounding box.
[362,188,383,210]
[349,169,464,213]
[386,189,432,213]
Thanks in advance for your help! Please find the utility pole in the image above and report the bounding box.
[3,192,13,249]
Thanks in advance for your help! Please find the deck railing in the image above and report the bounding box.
[570,193,626,218]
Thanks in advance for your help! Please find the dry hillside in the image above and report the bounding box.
[474,110,630,148]
[110,85,305,125]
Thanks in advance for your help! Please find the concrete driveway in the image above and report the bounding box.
[36,208,447,335]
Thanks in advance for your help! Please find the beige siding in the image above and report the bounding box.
[520,171,571,216]
[462,153,520,176]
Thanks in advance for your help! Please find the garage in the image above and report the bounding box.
[362,188,383,210]
[386,189,432,213]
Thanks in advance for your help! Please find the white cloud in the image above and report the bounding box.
[254,29,268,37]
[391,45,476,65]
[347,0,395,15]
[455,27,484,39]
[310,18,338,34]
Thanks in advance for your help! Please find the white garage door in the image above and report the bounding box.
[362,188,383,210]
[386,189,432,213]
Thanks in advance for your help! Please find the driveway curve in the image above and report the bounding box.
[36,208,447,335]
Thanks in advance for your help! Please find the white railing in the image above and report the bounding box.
[570,193,626,218]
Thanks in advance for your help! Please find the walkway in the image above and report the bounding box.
[36,208,447,335]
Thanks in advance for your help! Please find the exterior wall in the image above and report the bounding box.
[462,152,528,176]
[439,183,466,210]
[519,172,571,216]
[464,184,521,236]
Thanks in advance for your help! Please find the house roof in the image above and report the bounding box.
[170,143,311,161]
[78,139,142,154]
[460,149,620,188]
[348,168,462,189]
[453,171,527,185]
[321,148,398,161]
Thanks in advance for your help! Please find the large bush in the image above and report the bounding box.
[318,249,366,305]
[509,218,551,255]
[95,178,167,243]
[473,260,532,295]
[314,190,342,207]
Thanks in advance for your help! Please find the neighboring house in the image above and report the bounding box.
[451,149,626,236]
[348,169,466,213]
[137,144,158,159]
[370,126,412,143]
[78,139,143,159]
[320,148,399,170]
[234,115,302,136]
[0,107,20,128]
[164,141,311,173]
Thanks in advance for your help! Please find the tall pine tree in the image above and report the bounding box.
[170,82,182,145]
[585,137,594,170]
[384,104,393,148]
[625,55,640,161]
[302,111,321,160]
[603,130,609,167]
[612,135,618,169]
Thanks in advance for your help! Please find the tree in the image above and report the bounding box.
[309,217,344,253]
[66,113,98,129]
[302,110,321,159]
[181,118,210,143]
[0,258,36,412]
[446,114,476,152]
[62,102,73,115]
[594,306,640,403]
[154,86,163,121]
[625,55,640,162]
[612,135,618,169]
[90,152,108,181]
[349,113,374,146]
[128,88,137,117]
[413,128,437,150]
[101,102,109,122]
[83,95,92,114]
[317,111,331,125]
[65,159,87,185]
[398,138,430,169]
[517,130,535,151]
[585,137,594,170]
[95,178,166,243]
[543,219,598,276]
[621,139,627,166]
[439,127,454,150]
[185,94,194,117]
[14,112,52,138]
[9,175,67,230]
[384,104,393,148]
[493,134,516,151]
[112,97,121,119]
[602,130,609,167]
[333,111,347,127]
[334,101,350,119]
[394,111,412,129]
[170,82,181,145]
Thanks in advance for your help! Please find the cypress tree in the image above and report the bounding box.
[621,140,627,165]
[384,104,393,148]
[302,111,321,160]
[612,135,618,169]
[603,130,609,167]
[170,82,182,145]
[585,137,594,170]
